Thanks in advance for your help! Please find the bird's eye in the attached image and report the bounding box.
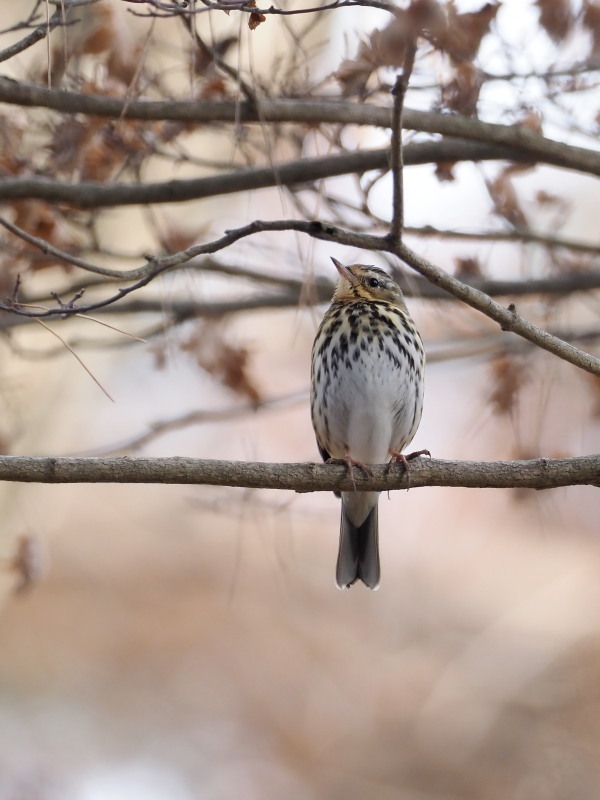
[368,277,380,288]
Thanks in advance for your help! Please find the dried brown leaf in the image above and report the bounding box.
[9,202,80,271]
[434,161,456,181]
[588,373,600,417]
[199,77,230,99]
[441,62,483,116]
[455,256,482,279]
[10,534,46,595]
[336,35,383,96]
[50,117,105,173]
[182,323,262,405]
[407,0,447,33]
[489,355,526,416]
[106,43,143,85]
[535,189,561,205]
[583,1,600,62]
[0,155,26,177]
[518,107,543,133]
[441,1,500,63]
[372,2,446,67]
[246,0,266,30]
[336,3,441,95]
[487,169,529,229]
[158,227,200,254]
[49,2,115,84]
[193,36,238,75]
[370,15,411,69]
[13,202,59,245]
[79,121,153,181]
[535,0,574,43]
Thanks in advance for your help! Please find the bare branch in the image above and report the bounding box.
[0,454,597,491]
[0,7,64,63]
[83,391,308,454]
[404,225,600,255]
[395,240,600,377]
[125,0,399,19]
[389,43,416,242]
[0,141,555,210]
[2,216,599,377]
[0,80,598,175]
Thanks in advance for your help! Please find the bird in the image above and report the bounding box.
[310,257,426,589]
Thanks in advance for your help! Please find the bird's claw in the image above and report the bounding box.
[386,448,431,487]
[326,454,374,490]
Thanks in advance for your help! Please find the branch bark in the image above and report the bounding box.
[394,240,600,376]
[0,455,597,490]
[0,8,64,64]
[0,141,520,209]
[0,79,598,175]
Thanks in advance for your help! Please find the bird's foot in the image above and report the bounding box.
[386,448,431,488]
[326,454,374,490]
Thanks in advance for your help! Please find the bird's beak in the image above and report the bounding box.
[331,257,358,286]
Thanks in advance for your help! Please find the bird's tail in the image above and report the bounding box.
[336,500,380,589]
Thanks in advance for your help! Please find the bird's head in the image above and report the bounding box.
[331,257,407,310]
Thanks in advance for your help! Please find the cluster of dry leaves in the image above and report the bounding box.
[538,0,600,57]
[337,0,500,101]
[179,321,262,405]
[338,0,600,109]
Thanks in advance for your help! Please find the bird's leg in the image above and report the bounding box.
[386,448,431,488]
[326,449,374,490]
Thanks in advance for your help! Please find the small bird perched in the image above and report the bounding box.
[310,258,426,589]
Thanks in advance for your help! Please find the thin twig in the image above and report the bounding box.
[2,216,600,376]
[78,390,308,454]
[0,7,64,63]
[33,318,115,401]
[390,41,416,242]
[179,14,256,103]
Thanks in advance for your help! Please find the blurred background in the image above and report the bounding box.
[0,0,599,798]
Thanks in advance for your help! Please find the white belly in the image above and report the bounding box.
[314,345,422,465]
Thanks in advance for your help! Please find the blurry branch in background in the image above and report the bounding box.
[1,76,600,175]
[0,454,597,491]
[0,7,64,64]
[81,391,309,454]
[0,140,591,207]
[389,41,416,241]
[2,215,599,376]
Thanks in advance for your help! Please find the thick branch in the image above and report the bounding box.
[0,80,598,175]
[0,455,597,490]
[0,141,519,209]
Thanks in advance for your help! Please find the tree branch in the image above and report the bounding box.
[0,141,522,209]
[2,216,599,377]
[394,240,600,376]
[0,80,598,175]
[0,454,597,490]
[404,225,600,255]
[0,7,65,64]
